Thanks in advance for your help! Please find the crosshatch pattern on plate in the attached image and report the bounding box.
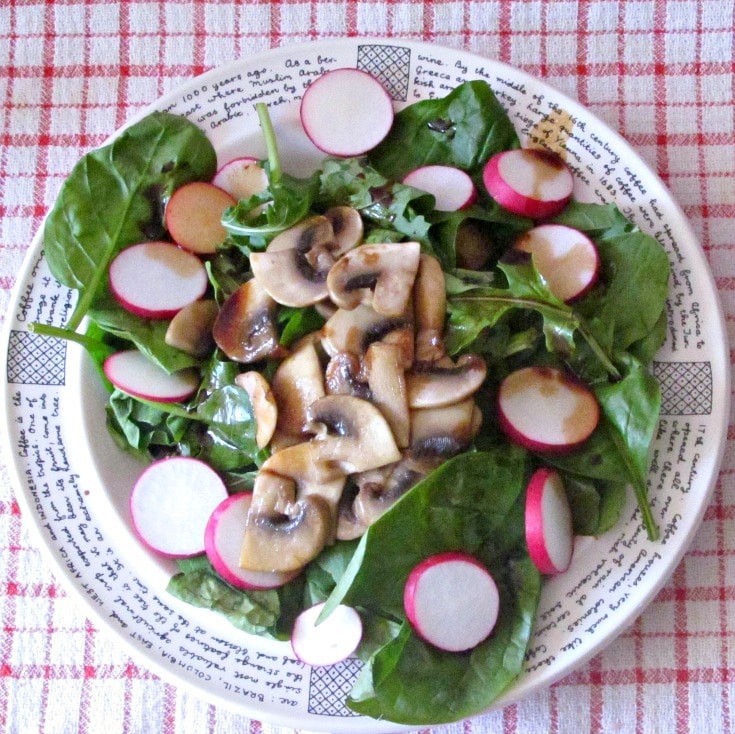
[6,330,67,386]
[356,44,411,101]
[307,658,363,717]
[653,360,713,416]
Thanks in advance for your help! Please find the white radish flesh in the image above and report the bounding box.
[103,349,199,403]
[525,467,574,575]
[205,493,298,589]
[291,602,363,666]
[165,181,236,255]
[402,165,477,212]
[300,68,394,157]
[130,457,228,557]
[403,551,500,652]
[108,241,208,319]
[212,157,268,200]
[497,366,599,453]
[515,224,599,302]
[482,148,573,219]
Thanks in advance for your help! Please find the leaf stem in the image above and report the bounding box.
[256,102,281,184]
[29,322,116,359]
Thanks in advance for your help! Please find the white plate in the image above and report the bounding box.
[1,39,730,732]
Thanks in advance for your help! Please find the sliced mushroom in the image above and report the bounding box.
[325,352,370,398]
[324,206,364,255]
[413,254,447,363]
[270,339,325,446]
[249,215,338,306]
[234,371,278,449]
[306,394,402,475]
[327,241,421,317]
[165,299,218,358]
[336,479,368,541]
[321,303,414,367]
[239,468,334,573]
[212,279,286,363]
[364,342,410,448]
[406,354,487,409]
[409,398,479,459]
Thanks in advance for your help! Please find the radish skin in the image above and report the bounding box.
[525,467,574,575]
[108,241,208,319]
[130,457,228,558]
[404,551,500,652]
[300,68,394,157]
[291,602,363,666]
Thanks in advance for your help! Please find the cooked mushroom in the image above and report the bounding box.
[324,352,371,398]
[270,339,326,447]
[327,241,421,317]
[165,299,218,357]
[321,303,414,367]
[413,254,447,362]
[249,215,338,306]
[324,206,364,254]
[455,220,494,270]
[306,394,402,475]
[212,279,286,363]
[234,371,278,449]
[364,342,410,448]
[406,353,487,409]
[409,398,479,458]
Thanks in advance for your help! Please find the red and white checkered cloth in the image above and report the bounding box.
[1,1,733,732]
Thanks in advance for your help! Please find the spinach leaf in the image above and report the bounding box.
[44,111,217,329]
[368,80,519,180]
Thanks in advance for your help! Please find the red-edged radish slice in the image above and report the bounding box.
[165,181,236,255]
[205,493,298,589]
[212,157,268,200]
[497,366,599,453]
[300,68,394,157]
[103,349,199,403]
[515,224,600,302]
[109,241,208,319]
[525,467,574,575]
[483,148,573,219]
[291,602,363,666]
[402,165,477,212]
[130,457,228,558]
[404,551,500,652]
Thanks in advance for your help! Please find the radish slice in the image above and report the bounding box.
[300,68,394,157]
[291,602,363,666]
[402,165,477,212]
[515,224,599,302]
[108,241,208,319]
[212,157,268,201]
[103,350,199,403]
[497,366,599,453]
[165,181,236,255]
[130,457,228,558]
[205,493,298,589]
[482,148,573,219]
[525,467,574,575]
[404,552,500,652]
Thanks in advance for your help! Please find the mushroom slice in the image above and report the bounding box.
[213,279,286,363]
[324,206,364,255]
[409,398,478,459]
[165,299,218,358]
[239,469,333,573]
[327,241,421,317]
[325,352,371,398]
[271,339,325,445]
[413,254,447,362]
[234,371,278,449]
[306,394,402,475]
[364,342,410,448]
[321,304,414,367]
[250,215,337,306]
[407,354,487,409]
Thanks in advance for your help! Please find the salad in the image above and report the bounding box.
[34,71,670,725]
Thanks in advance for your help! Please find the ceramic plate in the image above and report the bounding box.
[1,39,729,732]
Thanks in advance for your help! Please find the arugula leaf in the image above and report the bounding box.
[44,111,217,330]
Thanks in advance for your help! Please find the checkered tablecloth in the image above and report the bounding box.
[1,2,733,733]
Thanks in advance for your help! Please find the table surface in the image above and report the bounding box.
[1,1,733,733]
